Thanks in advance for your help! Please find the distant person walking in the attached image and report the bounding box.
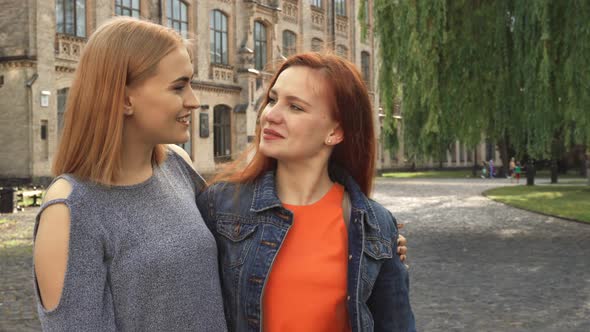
[489,159,495,179]
[514,162,522,184]
[509,157,516,178]
[481,162,488,179]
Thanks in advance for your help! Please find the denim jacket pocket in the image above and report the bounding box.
[361,237,392,301]
[364,237,393,260]
[216,214,258,268]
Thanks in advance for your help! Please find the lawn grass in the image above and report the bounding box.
[381,170,477,179]
[533,170,586,179]
[484,185,590,223]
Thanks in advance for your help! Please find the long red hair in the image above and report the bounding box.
[213,52,376,196]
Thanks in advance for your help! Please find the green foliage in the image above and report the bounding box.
[371,0,590,160]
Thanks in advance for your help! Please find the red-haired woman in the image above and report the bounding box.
[33,18,227,331]
[197,53,415,331]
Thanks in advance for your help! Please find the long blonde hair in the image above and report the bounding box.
[53,17,189,185]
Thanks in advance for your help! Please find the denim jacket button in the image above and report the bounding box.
[347,295,351,301]
[348,254,352,260]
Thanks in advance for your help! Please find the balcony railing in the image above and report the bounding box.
[282,0,298,23]
[210,64,235,83]
[55,34,86,63]
[311,7,325,31]
[336,16,349,38]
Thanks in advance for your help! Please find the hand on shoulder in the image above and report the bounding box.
[167,144,195,170]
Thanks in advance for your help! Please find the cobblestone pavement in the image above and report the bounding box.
[0,208,39,332]
[1,179,589,331]
[373,178,590,332]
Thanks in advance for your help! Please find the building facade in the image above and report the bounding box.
[0,0,394,182]
[0,0,497,184]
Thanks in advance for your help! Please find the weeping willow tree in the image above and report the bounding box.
[511,0,590,183]
[370,0,590,183]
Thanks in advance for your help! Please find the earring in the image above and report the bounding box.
[124,106,133,116]
[327,138,332,144]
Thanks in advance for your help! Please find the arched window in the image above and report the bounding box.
[214,105,232,161]
[282,30,297,57]
[167,0,188,38]
[311,0,323,8]
[254,21,267,70]
[210,10,228,64]
[115,0,140,18]
[56,0,86,37]
[311,38,323,52]
[336,44,348,59]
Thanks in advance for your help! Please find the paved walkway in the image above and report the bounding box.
[373,178,590,332]
[1,179,589,331]
[0,208,38,332]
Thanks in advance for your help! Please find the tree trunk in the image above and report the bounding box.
[550,129,563,184]
[472,149,478,177]
[550,159,558,184]
[497,139,510,178]
[580,146,587,177]
[526,159,536,186]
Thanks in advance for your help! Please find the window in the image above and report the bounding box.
[336,44,348,59]
[282,30,296,57]
[254,21,267,70]
[311,0,322,7]
[209,10,228,65]
[56,0,86,37]
[361,51,370,82]
[57,88,69,140]
[335,0,346,16]
[115,0,140,18]
[167,0,188,38]
[311,38,323,52]
[41,120,49,160]
[214,105,232,161]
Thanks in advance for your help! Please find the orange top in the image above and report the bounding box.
[263,183,351,332]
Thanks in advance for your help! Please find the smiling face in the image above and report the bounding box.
[258,66,343,163]
[124,46,198,145]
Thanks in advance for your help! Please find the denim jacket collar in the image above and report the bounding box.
[328,164,380,231]
[250,165,380,230]
[250,170,283,213]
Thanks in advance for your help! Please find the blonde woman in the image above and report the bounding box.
[33,18,226,331]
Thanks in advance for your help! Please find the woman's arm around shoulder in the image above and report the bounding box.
[167,144,194,169]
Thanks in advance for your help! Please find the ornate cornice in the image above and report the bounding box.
[192,80,242,95]
[0,60,35,69]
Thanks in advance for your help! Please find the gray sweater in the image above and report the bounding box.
[33,150,227,331]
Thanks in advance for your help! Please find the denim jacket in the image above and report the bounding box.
[197,166,415,332]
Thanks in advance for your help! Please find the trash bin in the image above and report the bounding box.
[0,187,15,213]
